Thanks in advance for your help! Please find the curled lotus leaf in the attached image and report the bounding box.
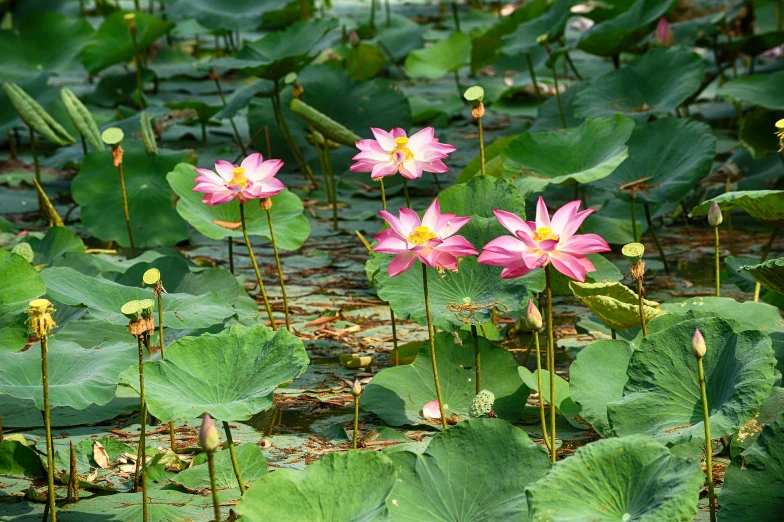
[569,281,665,330]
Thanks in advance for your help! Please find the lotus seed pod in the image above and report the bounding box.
[692,328,706,359]
[622,242,645,265]
[121,300,143,322]
[469,390,495,418]
[142,268,161,286]
[463,85,484,105]
[351,379,362,397]
[11,242,34,264]
[708,201,723,227]
[101,127,124,147]
[26,299,56,336]
[525,300,543,331]
[199,414,220,451]
[138,299,155,319]
[260,197,273,211]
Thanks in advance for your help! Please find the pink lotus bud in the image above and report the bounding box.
[692,329,706,359]
[352,379,362,397]
[525,300,543,331]
[708,201,723,227]
[655,18,674,46]
[199,414,220,451]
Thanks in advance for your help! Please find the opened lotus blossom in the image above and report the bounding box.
[373,198,478,277]
[350,127,456,180]
[478,197,610,282]
[193,153,285,206]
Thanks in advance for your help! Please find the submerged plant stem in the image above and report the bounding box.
[451,1,461,32]
[136,336,148,522]
[471,325,481,394]
[714,226,721,297]
[644,204,670,273]
[526,54,542,100]
[41,335,57,521]
[422,263,447,430]
[222,421,246,495]
[239,203,276,329]
[544,264,556,462]
[379,179,400,366]
[533,330,551,451]
[266,208,291,330]
[697,357,717,522]
[207,450,221,522]
[115,158,137,257]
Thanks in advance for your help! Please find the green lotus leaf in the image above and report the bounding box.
[0,12,94,81]
[369,14,427,61]
[577,0,676,56]
[530,83,585,132]
[165,0,289,32]
[81,11,174,74]
[167,163,310,249]
[404,32,471,79]
[41,266,237,329]
[344,43,388,81]
[525,435,704,522]
[0,340,135,410]
[121,324,308,422]
[209,18,338,81]
[518,367,585,428]
[0,440,45,477]
[2,394,138,429]
[437,175,526,219]
[500,0,571,56]
[569,281,665,331]
[234,450,395,522]
[22,226,85,267]
[550,253,623,296]
[374,219,544,331]
[362,332,530,426]
[569,339,635,437]
[690,190,784,227]
[173,442,267,492]
[718,70,784,110]
[455,134,518,183]
[592,118,716,212]
[501,115,634,192]
[574,47,704,119]
[721,413,784,521]
[0,250,45,352]
[72,142,193,248]
[165,100,222,123]
[738,257,784,295]
[386,418,551,520]
[53,436,135,476]
[59,489,218,521]
[607,316,776,447]
[731,386,784,457]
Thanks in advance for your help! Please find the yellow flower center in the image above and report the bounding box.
[532,227,558,243]
[407,226,437,246]
[391,136,414,163]
[229,167,249,188]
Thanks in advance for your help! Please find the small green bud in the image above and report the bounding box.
[351,379,362,397]
[101,127,124,147]
[199,414,220,451]
[692,329,706,359]
[469,390,495,418]
[622,242,645,264]
[525,300,543,331]
[708,201,723,227]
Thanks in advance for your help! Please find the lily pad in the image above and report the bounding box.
[60,488,218,521]
[362,332,530,426]
[173,442,267,492]
[501,115,635,192]
[121,324,309,422]
[690,190,784,227]
[386,418,551,520]
[569,281,666,331]
[165,0,288,32]
[0,250,45,352]
[436,175,526,220]
[607,316,776,447]
[577,0,676,56]
[718,70,784,111]
[738,257,784,295]
[72,142,193,248]
[500,0,571,56]
[404,32,471,79]
[455,134,518,183]
[574,47,704,119]
[167,162,310,250]
[234,450,395,522]
[0,440,44,477]
[525,435,704,522]
[23,226,85,266]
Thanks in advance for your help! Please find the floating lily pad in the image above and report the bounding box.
[502,115,634,192]
[165,0,288,32]
[577,0,676,56]
[23,226,85,266]
[569,281,666,331]
[234,450,395,522]
[60,488,219,521]
[738,258,784,295]
[436,175,526,219]
[718,70,784,111]
[607,317,776,447]
[173,442,268,492]
[386,418,551,520]
[121,324,308,422]
[0,250,45,352]
[500,0,571,56]
[470,0,549,71]
[404,32,471,79]
[690,190,784,227]
[362,332,530,426]
[455,134,519,183]
[526,435,704,521]
[0,440,44,477]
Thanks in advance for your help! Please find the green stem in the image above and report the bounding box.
[370,0,376,30]
[323,144,338,231]
[228,238,234,274]
[385,0,391,26]
[526,53,542,100]
[777,0,783,31]
[423,263,448,430]
[402,178,412,209]
[379,178,400,366]
[315,138,333,205]
[201,121,207,144]
[477,116,486,176]
[222,422,246,494]
[266,207,291,330]
[453,71,462,99]
[611,329,616,340]
[471,325,481,394]
[636,276,647,337]
[136,336,148,522]
[544,264,556,462]
[207,450,221,522]
[213,75,247,156]
[156,294,165,357]
[29,127,45,218]
[353,395,360,450]
[644,204,670,273]
[128,27,145,109]
[0,411,3,442]
[533,330,551,451]
[239,203,276,329]
[42,335,57,522]
[115,153,137,257]
[271,84,317,185]
[714,226,721,297]
[551,60,566,129]
[80,135,87,155]
[630,200,638,242]
[564,50,582,80]
[451,1,461,32]
[697,358,716,522]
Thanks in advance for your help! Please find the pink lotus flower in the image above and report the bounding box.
[193,153,285,206]
[478,197,610,282]
[373,198,478,277]
[422,400,442,420]
[655,18,674,46]
[350,127,456,180]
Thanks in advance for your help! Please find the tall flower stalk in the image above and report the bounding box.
[622,243,648,336]
[464,86,486,176]
[351,379,362,449]
[124,14,146,108]
[377,178,400,365]
[526,300,550,452]
[222,421,245,494]
[708,202,723,297]
[200,414,222,522]
[102,128,136,257]
[262,198,291,330]
[692,329,716,522]
[26,299,58,521]
[544,265,556,461]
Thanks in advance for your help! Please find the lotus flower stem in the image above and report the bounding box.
[610,329,616,339]
[471,325,481,394]
[68,441,78,503]
[526,54,542,100]
[125,15,146,109]
[271,82,318,185]
[211,71,247,156]
[379,178,400,366]
[551,59,567,129]
[7,130,16,160]
[222,421,246,495]
[644,204,670,273]
[228,238,234,274]
[636,276,647,336]
[754,228,780,301]
[111,146,136,257]
[323,140,339,231]
[265,206,291,330]
[28,127,46,217]
[693,334,716,522]
[402,178,412,208]
[422,263,448,429]
[543,265,557,461]
[352,379,362,449]
[135,335,148,522]
[207,449,221,522]
[40,334,57,521]
[630,199,638,242]
[533,330,551,452]
[564,50,582,80]
[239,202,276,329]
[451,2,461,32]
[714,226,721,297]
[313,134,333,205]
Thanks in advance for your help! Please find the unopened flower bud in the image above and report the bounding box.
[349,30,360,48]
[655,18,674,46]
[260,197,273,211]
[525,300,543,331]
[708,201,723,227]
[692,329,706,359]
[199,414,220,451]
[351,379,362,397]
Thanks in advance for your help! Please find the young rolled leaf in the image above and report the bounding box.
[569,281,665,330]
[60,87,105,151]
[2,82,75,146]
[289,98,361,147]
[139,111,158,155]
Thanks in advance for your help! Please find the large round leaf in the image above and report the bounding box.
[404,32,471,79]
[374,219,544,331]
[718,70,784,110]
[23,226,85,267]
[500,0,571,56]
[574,47,704,119]
[0,340,136,410]
[592,118,716,212]
[690,190,784,227]
[173,442,267,492]
[607,317,776,446]
[501,115,634,192]
[525,435,704,522]
[437,174,526,219]
[165,0,289,32]
[738,257,784,294]
[60,489,218,521]
[72,142,193,248]
[569,281,666,330]
[234,450,395,522]
[721,413,784,521]
[362,332,529,426]
[577,0,676,56]
[386,418,551,521]
[121,324,309,422]
[0,250,45,352]
[167,163,310,250]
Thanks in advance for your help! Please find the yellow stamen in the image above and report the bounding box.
[532,227,558,242]
[229,166,249,188]
[390,136,414,163]
[407,225,437,246]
